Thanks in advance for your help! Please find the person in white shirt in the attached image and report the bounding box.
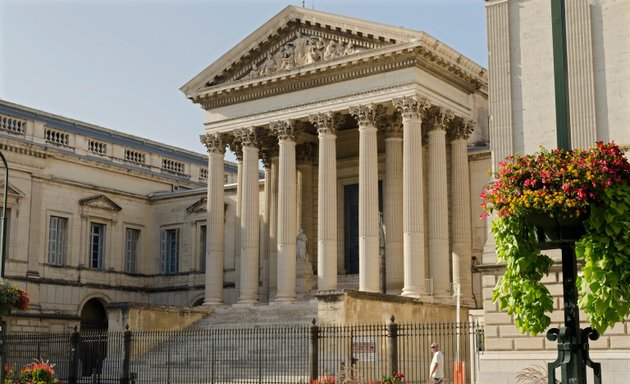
[429,343,444,384]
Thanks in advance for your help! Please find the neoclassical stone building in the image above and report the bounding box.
[481,0,630,382]
[0,99,239,332]
[182,6,490,308]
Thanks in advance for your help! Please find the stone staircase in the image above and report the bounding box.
[125,300,318,383]
[191,299,318,329]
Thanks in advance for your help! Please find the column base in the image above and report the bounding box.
[202,299,223,306]
[273,295,297,303]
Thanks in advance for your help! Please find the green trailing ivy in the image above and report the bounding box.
[491,215,554,335]
[481,142,630,336]
[577,181,630,333]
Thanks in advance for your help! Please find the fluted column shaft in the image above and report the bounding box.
[428,108,453,299]
[201,134,227,305]
[268,156,279,298]
[350,105,380,293]
[451,134,474,306]
[236,128,260,303]
[394,96,431,298]
[384,119,403,294]
[311,112,338,291]
[273,121,298,302]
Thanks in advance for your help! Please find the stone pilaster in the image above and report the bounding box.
[393,95,431,298]
[382,113,403,294]
[349,104,382,293]
[233,127,260,304]
[486,0,513,174]
[310,112,339,291]
[566,0,597,148]
[200,133,228,305]
[271,120,299,302]
[448,118,476,306]
[427,107,453,300]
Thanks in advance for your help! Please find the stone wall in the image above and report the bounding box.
[480,267,630,383]
[316,290,466,326]
[107,303,213,332]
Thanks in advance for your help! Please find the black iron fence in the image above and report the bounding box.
[1,320,483,384]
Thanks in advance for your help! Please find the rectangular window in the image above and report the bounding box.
[48,215,67,266]
[125,228,140,273]
[199,225,207,272]
[89,222,106,270]
[160,228,179,275]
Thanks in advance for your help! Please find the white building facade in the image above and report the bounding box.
[182,6,490,308]
[481,0,630,382]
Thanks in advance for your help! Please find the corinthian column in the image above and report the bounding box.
[428,107,454,300]
[449,117,476,306]
[310,112,338,291]
[383,114,403,294]
[200,133,228,305]
[234,127,260,304]
[350,104,381,293]
[393,95,431,298]
[271,120,298,302]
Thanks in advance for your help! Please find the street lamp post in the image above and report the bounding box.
[0,149,8,384]
[548,1,601,383]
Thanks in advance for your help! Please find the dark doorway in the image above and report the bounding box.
[344,182,383,275]
[79,299,108,377]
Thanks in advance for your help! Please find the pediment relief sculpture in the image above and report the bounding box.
[242,31,366,81]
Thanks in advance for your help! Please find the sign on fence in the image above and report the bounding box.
[352,336,376,362]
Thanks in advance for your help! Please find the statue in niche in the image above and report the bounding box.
[379,212,386,258]
[297,228,308,262]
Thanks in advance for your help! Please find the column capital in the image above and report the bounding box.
[349,104,385,128]
[309,112,342,135]
[382,113,403,139]
[427,106,454,132]
[393,95,431,121]
[260,141,279,169]
[448,117,476,140]
[297,142,317,165]
[200,133,230,154]
[271,120,300,141]
[228,139,243,161]
[234,127,261,148]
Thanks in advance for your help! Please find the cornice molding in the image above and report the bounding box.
[193,45,486,110]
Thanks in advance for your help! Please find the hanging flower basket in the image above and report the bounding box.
[481,141,630,335]
[0,279,29,314]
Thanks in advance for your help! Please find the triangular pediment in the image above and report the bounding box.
[186,197,207,213]
[181,6,425,98]
[79,195,122,212]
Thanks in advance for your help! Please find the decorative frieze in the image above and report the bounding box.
[200,133,229,154]
[243,31,365,81]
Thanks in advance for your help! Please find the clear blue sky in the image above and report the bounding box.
[1,0,487,156]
